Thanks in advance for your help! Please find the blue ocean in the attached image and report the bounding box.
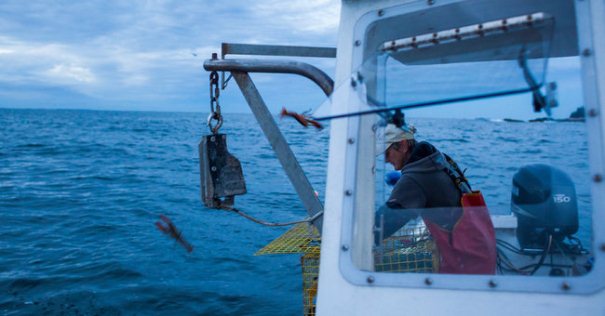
[0,108,592,315]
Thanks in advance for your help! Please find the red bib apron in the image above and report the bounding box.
[424,191,497,274]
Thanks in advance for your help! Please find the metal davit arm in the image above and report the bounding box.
[203,58,331,231]
[232,72,324,231]
[221,43,337,59]
[203,58,334,96]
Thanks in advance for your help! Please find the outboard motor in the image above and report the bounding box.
[511,164,579,251]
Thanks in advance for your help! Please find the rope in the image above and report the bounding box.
[222,207,323,227]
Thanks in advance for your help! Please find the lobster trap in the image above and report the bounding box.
[256,223,436,315]
[255,223,320,256]
[375,225,438,273]
[302,253,320,316]
[255,223,321,316]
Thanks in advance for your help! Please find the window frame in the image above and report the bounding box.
[337,0,605,295]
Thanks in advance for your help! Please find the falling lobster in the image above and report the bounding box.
[280,107,323,129]
[155,214,194,253]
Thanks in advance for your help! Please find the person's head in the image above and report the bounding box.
[383,123,416,170]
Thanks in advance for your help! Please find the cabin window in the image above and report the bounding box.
[333,0,601,293]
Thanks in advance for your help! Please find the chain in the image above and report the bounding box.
[208,71,223,134]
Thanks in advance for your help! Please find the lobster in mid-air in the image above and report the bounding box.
[280,108,323,129]
[155,214,193,253]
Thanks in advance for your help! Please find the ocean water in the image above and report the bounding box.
[0,109,592,315]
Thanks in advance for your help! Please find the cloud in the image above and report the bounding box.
[252,0,340,35]
[0,33,214,92]
[46,64,95,83]
[0,37,87,83]
[0,0,340,110]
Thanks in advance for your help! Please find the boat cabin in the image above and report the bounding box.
[203,0,605,314]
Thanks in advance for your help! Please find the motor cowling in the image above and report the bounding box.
[511,164,579,251]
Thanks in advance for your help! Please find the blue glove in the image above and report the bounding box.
[385,171,401,186]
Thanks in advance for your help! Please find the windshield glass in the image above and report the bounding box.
[337,11,593,279]
[363,54,593,278]
[313,12,554,121]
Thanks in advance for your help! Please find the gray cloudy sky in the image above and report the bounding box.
[0,1,585,119]
[0,0,339,112]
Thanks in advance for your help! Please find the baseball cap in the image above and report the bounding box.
[376,123,416,156]
[384,123,416,148]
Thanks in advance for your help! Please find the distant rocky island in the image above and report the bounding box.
[569,106,585,119]
[500,106,586,123]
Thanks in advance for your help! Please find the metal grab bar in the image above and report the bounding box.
[221,43,336,59]
[203,58,334,96]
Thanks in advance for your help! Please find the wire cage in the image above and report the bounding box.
[257,223,436,315]
[302,252,320,316]
[255,223,321,315]
[374,225,438,273]
[255,223,320,256]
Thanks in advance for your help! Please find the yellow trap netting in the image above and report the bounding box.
[302,253,320,316]
[255,223,320,256]
[375,225,437,273]
[297,226,435,315]
[256,223,435,315]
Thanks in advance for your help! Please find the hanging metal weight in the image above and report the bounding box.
[199,134,247,208]
[199,70,247,209]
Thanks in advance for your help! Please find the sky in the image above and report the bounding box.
[0,1,585,119]
[0,0,340,113]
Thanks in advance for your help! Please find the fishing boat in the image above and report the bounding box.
[201,0,605,314]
